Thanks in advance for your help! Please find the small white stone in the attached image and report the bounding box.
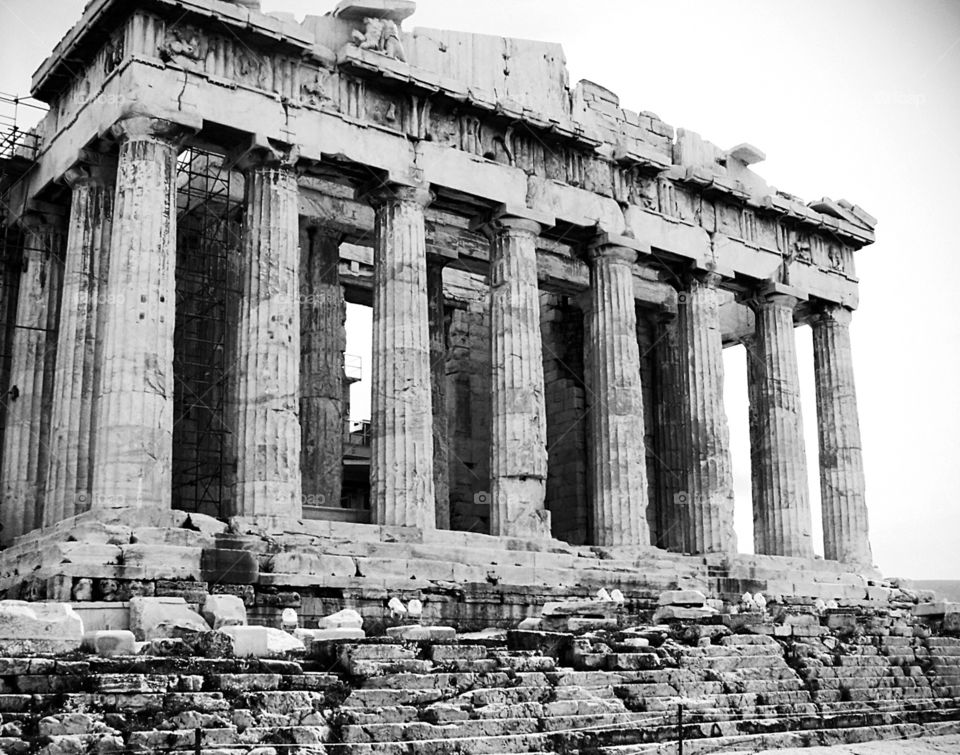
[610,589,625,604]
[596,588,611,602]
[281,608,298,631]
[407,599,423,619]
[129,597,210,641]
[202,595,247,630]
[388,597,407,616]
[754,593,767,610]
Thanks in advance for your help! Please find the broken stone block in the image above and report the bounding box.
[517,617,542,630]
[128,597,211,641]
[385,625,456,641]
[200,547,259,584]
[657,590,706,607]
[296,627,366,643]
[139,637,188,656]
[0,601,84,655]
[914,600,960,618]
[541,598,622,632]
[652,605,717,622]
[316,608,363,631]
[608,652,660,671]
[202,594,247,629]
[508,629,571,657]
[170,627,235,658]
[217,626,305,658]
[82,631,136,657]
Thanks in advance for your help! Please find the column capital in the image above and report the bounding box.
[589,232,649,264]
[109,115,195,146]
[473,204,554,238]
[365,182,434,210]
[813,302,854,327]
[748,281,808,312]
[672,268,725,294]
[230,135,301,173]
[590,244,636,266]
[63,156,117,191]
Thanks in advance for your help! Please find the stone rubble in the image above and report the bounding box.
[0,587,954,754]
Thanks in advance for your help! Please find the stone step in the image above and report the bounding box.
[342,716,542,744]
[325,732,554,754]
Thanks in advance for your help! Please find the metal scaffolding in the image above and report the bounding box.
[0,93,46,496]
[173,147,243,519]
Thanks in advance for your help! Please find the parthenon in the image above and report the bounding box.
[0,0,876,564]
[2,2,957,754]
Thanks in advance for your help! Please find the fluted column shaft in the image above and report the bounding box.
[427,262,450,529]
[747,290,813,557]
[370,185,435,530]
[489,217,551,539]
[91,117,185,512]
[0,218,63,544]
[674,273,736,554]
[812,305,872,565]
[233,155,302,519]
[300,227,344,510]
[44,166,113,527]
[585,245,649,547]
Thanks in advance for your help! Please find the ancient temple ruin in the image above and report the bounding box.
[0,0,876,562]
[0,1,956,753]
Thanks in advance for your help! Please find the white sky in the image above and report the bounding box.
[1,0,958,579]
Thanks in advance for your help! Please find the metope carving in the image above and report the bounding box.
[301,68,332,108]
[159,25,204,65]
[103,34,125,75]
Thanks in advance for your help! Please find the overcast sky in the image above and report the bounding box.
[1,0,958,579]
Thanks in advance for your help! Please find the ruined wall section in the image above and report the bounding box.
[540,294,588,545]
[636,306,661,540]
[446,295,492,534]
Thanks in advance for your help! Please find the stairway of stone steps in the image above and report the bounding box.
[1,632,959,754]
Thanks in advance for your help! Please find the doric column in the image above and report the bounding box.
[674,272,737,554]
[91,117,188,513]
[488,216,551,539]
[0,214,63,544]
[583,243,649,547]
[747,285,813,557]
[369,185,435,530]
[427,261,450,529]
[232,147,302,519]
[44,162,114,527]
[812,304,872,565]
[300,226,344,511]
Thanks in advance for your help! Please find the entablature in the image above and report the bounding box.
[19,0,869,313]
